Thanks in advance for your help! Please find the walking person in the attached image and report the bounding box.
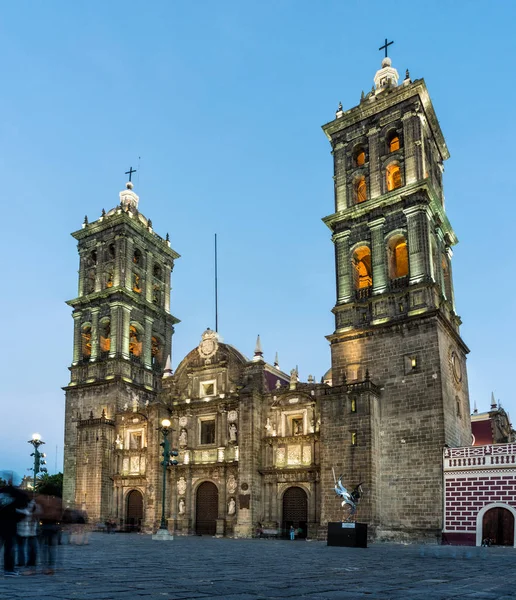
[0,475,29,577]
[38,494,62,575]
[289,525,295,541]
[16,498,40,575]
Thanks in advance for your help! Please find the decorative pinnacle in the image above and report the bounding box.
[274,351,279,368]
[473,399,478,415]
[252,335,263,362]
[162,355,173,378]
[83,215,88,225]
[491,392,497,410]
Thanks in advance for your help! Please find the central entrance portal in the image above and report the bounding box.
[196,481,218,535]
[282,486,308,539]
[126,489,143,532]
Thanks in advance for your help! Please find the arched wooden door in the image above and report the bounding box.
[196,482,218,535]
[482,507,514,546]
[282,486,308,539]
[126,489,143,532]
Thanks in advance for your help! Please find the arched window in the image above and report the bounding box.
[387,131,400,153]
[81,325,92,359]
[129,325,142,357]
[153,264,162,279]
[152,284,161,305]
[352,246,372,289]
[108,243,116,259]
[151,335,163,368]
[104,269,114,288]
[355,176,367,203]
[90,250,98,265]
[132,272,142,294]
[354,147,366,167]
[388,235,409,279]
[386,163,402,191]
[100,320,111,353]
[133,248,142,265]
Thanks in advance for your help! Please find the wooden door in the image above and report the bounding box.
[482,507,514,546]
[126,489,143,531]
[282,486,308,539]
[196,482,218,535]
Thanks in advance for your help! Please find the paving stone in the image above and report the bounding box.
[1,534,516,599]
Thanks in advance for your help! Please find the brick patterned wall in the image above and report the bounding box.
[443,445,516,542]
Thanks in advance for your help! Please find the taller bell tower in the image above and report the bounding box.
[319,55,471,540]
[63,181,179,519]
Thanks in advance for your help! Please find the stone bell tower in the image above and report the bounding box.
[63,179,179,520]
[319,52,471,541]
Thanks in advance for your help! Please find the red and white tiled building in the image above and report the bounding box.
[443,443,516,546]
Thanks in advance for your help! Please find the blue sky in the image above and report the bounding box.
[1,1,515,478]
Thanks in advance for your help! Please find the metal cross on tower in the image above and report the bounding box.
[379,38,394,58]
[125,166,137,182]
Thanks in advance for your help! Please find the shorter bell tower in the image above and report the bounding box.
[63,179,179,520]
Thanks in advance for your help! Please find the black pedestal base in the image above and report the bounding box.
[327,522,367,548]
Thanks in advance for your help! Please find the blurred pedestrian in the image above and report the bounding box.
[16,499,40,575]
[0,474,29,577]
[37,495,62,575]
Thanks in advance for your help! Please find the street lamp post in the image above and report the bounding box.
[28,433,47,495]
[152,418,178,540]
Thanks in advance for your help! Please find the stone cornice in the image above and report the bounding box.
[72,211,180,260]
[322,79,449,161]
[65,286,181,325]
[323,181,457,245]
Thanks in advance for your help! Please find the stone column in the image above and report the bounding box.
[121,305,131,359]
[90,307,100,361]
[113,236,122,287]
[164,264,172,314]
[333,144,347,212]
[125,238,134,290]
[78,252,86,297]
[445,246,456,311]
[109,304,119,358]
[402,111,423,185]
[334,231,352,304]
[217,469,227,537]
[72,312,82,365]
[144,315,153,369]
[145,251,153,304]
[369,218,387,294]
[271,483,278,527]
[404,206,432,285]
[94,243,102,293]
[367,127,381,199]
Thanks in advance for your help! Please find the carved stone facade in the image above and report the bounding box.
[63,57,471,542]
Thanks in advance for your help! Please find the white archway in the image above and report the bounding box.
[476,502,516,547]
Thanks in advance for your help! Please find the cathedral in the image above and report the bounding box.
[63,54,471,542]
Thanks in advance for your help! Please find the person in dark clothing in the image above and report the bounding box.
[0,480,29,577]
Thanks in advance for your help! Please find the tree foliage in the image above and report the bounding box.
[36,472,63,497]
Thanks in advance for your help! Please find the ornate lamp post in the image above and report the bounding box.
[28,433,47,495]
[153,418,178,540]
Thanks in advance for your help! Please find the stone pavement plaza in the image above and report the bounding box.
[1,533,515,600]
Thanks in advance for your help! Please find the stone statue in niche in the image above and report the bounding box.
[229,422,238,443]
[178,498,185,515]
[177,476,187,496]
[131,393,139,412]
[228,497,236,515]
[179,428,188,448]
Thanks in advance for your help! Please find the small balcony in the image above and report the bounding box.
[355,286,372,301]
